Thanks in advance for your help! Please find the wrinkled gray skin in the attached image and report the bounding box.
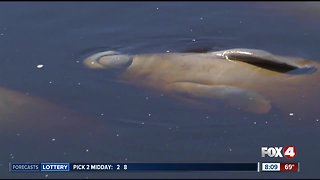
[84,48,320,121]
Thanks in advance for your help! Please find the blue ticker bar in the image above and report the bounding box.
[70,163,258,172]
[9,163,258,172]
[129,163,257,171]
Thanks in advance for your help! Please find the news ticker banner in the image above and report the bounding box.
[9,162,299,172]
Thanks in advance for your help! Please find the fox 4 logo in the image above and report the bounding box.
[261,146,296,159]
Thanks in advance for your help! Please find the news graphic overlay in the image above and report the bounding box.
[9,163,70,172]
[71,163,258,171]
[40,163,70,172]
[8,145,299,174]
[9,163,258,172]
[259,146,299,173]
[260,162,299,172]
[9,163,40,172]
[261,146,296,158]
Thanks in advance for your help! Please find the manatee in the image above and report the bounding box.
[83,48,320,120]
[0,87,117,167]
[0,86,98,135]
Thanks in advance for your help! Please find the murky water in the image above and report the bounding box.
[0,2,320,179]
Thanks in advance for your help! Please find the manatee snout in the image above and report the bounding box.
[84,51,133,70]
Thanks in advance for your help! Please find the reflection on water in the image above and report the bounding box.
[0,2,320,179]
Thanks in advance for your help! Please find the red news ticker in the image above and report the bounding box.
[280,163,299,172]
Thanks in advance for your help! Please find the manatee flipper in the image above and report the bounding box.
[212,48,317,74]
[165,82,271,114]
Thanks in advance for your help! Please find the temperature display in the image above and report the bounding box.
[280,163,299,172]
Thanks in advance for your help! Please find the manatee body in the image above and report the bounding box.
[0,87,98,135]
[0,87,116,166]
[83,49,320,120]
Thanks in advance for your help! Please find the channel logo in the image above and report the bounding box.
[261,146,296,159]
